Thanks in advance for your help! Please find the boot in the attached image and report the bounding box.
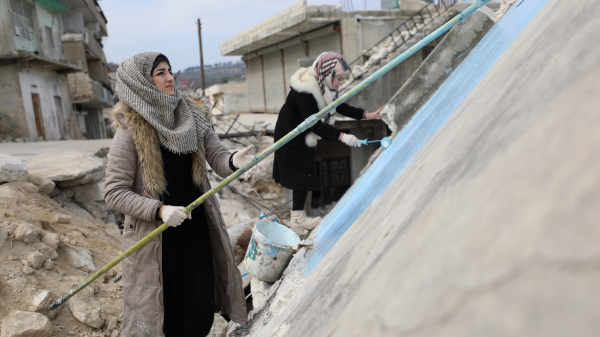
[289,210,322,236]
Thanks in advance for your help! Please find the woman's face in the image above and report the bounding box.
[152,61,175,96]
[331,72,348,90]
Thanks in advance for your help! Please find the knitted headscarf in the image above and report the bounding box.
[309,52,350,124]
[115,52,211,154]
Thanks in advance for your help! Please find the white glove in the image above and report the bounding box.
[160,206,190,227]
[341,133,361,147]
[232,144,263,181]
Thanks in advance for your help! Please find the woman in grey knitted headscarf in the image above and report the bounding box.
[105,52,253,336]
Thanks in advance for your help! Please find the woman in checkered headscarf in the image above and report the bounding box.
[273,52,385,236]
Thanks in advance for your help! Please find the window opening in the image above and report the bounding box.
[10,0,35,41]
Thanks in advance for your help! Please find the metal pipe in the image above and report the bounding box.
[49,0,492,311]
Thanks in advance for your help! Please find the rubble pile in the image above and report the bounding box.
[0,153,124,337]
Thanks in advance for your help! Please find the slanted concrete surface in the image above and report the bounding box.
[244,0,600,335]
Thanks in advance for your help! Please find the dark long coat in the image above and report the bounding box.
[272,88,364,191]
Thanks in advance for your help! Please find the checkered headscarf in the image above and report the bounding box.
[115,52,210,154]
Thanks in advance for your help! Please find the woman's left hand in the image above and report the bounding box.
[364,105,385,119]
[233,144,263,181]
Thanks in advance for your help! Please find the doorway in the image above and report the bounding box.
[31,93,45,140]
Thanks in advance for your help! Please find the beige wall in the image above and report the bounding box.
[17,66,72,141]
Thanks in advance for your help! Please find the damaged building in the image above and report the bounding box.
[0,0,112,141]
[220,0,470,207]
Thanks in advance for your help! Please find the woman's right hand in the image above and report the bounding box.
[159,205,191,227]
[340,133,362,147]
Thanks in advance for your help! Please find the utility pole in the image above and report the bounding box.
[197,18,206,96]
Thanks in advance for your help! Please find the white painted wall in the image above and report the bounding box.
[35,1,63,61]
[18,68,72,141]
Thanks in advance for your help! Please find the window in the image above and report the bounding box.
[10,0,35,41]
[45,26,54,48]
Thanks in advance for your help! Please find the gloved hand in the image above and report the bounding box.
[341,133,361,147]
[233,144,263,181]
[160,206,190,227]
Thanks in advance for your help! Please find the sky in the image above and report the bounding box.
[100,0,382,72]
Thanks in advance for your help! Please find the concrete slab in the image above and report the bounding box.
[0,139,112,161]
[244,0,600,335]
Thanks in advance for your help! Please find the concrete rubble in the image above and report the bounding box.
[0,311,53,337]
[0,154,28,184]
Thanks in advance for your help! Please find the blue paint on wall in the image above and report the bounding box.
[306,0,550,272]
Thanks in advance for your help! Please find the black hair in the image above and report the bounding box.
[151,54,171,76]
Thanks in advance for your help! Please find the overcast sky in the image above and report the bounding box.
[100,0,381,72]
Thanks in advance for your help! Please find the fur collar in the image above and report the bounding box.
[110,97,208,198]
[289,67,327,110]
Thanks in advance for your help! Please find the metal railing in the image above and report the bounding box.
[348,0,459,68]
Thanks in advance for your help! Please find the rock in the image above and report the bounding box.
[26,175,55,195]
[39,244,58,260]
[0,310,52,337]
[0,225,7,250]
[110,330,120,337]
[106,316,118,331]
[15,223,43,244]
[207,313,228,337]
[68,298,104,328]
[236,227,253,251]
[250,277,273,311]
[0,153,28,183]
[27,251,45,269]
[42,259,54,270]
[62,245,95,272]
[64,202,94,220]
[29,290,62,319]
[21,265,34,275]
[52,214,71,224]
[26,151,105,188]
[81,181,105,202]
[41,232,60,250]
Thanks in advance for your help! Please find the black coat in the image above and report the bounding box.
[272,88,364,191]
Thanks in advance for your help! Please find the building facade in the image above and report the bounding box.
[0,0,112,141]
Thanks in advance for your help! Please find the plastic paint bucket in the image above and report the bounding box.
[243,221,301,282]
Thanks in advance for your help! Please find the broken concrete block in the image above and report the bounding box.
[21,265,34,275]
[0,225,7,250]
[250,277,273,311]
[15,223,43,244]
[81,181,105,202]
[52,214,71,224]
[0,310,52,337]
[26,175,55,195]
[0,153,28,183]
[110,330,120,337]
[64,201,95,219]
[26,151,105,188]
[29,290,63,319]
[42,259,54,271]
[106,316,118,331]
[39,244,58,260]
[27,251,45,269]
[62,245,95,272]
[207,313,228,337]
[68,298,104,328]
[41,232,60,250]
